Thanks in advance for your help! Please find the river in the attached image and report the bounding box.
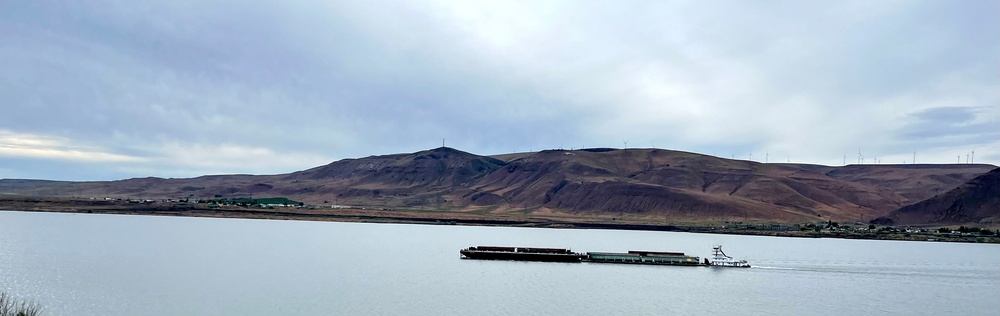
[1,211,997,315]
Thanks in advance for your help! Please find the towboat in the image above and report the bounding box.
[705,245,751,268]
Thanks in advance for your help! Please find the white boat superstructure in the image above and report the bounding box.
[708,245,751,268]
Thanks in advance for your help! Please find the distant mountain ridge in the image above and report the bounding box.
[1,147,995,224]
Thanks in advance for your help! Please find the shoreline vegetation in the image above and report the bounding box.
[2,195,998,244]
[0,292,42,316]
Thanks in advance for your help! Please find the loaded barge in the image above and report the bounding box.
[460,245,749,267]
[586,250,702,266]
[459,246,586,262]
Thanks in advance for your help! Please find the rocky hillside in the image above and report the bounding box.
[1,147,995,223]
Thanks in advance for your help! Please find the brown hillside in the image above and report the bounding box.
[878,168,1000,226]
[0,147,994,224]
[464,149,989,222]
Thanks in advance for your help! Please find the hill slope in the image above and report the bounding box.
[877,168,1000,226]
[1,147,995,224]
[463,149,991,222]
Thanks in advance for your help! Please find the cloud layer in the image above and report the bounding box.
[1,0,998,180]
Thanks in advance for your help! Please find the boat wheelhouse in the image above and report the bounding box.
[706,245,751,268]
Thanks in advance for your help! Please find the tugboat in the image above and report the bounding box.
[705,245,751,268]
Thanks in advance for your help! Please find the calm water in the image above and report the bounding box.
[1,211,998,316]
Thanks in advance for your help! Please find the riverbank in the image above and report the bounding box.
[2,195,997,243]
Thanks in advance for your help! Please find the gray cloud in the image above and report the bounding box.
[1,0,998,180]
[903,106,997,140]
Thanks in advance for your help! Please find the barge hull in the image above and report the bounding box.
[585,252,702,266]
[460,250,584,262]
[584,259,704,266]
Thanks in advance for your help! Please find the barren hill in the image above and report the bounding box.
[1,147,994,223]
[465,149,992,222]
[876,168,1000,226]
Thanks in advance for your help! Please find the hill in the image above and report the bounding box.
[876,168,1000,226]
[1,147,995,224]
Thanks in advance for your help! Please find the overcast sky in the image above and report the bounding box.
[1,0,998,181]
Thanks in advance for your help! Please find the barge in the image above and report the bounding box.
[460,246,586,262]
[584,250,701,266]
[460,245,750,268]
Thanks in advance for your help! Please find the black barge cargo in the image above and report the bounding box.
[460,246,586,262]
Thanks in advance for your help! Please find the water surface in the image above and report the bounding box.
[1,211,997,315]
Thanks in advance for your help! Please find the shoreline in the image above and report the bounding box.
[2,200,997,244]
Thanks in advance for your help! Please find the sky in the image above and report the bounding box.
[1,0,998,181]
